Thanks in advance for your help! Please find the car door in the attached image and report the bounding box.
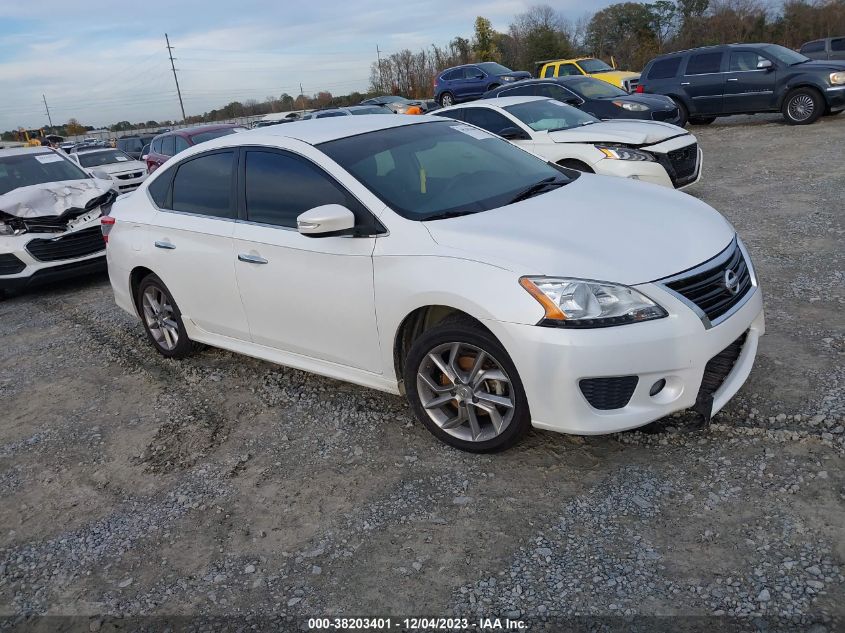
[232,146,383,372]
[681,51,726,114]
[147,149,250,340]
[724,50,778,113]
[462,66,488,98]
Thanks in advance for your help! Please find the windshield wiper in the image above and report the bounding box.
[508,177,567,204]
[421,209,479,221]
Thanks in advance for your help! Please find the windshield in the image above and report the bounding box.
[566,77,627,99]
[319,121,573,221]
[579,58,614,74]
[189,128,242,144]
[77,149,135,168]
[504,99,598,131]
[761,44,809,65]
[0,152,89,195]
[351,107,392,115]
[478,62,513,75]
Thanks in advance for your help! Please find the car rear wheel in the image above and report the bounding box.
[689,116,716,125]
[782,87,823,125]
[137,274,199,359]
[404,319,531,452]
[439,92,454,107]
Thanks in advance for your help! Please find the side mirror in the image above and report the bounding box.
[499,127,529,141]
[757,59,774,71]
[297,204,356,237]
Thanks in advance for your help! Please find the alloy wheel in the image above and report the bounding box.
[141,286,179,351]
[788,94,815,121]
[441,93,453,107]
[416,342,515,443]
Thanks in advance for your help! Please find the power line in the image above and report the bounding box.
[42,95,53,128]
[166,33,186,121]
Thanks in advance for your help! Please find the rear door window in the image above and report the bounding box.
[685,52,724,75]
[170,151,235,218]
[161,136,176,156]
[462,108,513,135]
[648,57,682,79]
[174,136,190,153]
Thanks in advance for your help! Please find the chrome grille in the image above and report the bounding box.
[659,239,754,328]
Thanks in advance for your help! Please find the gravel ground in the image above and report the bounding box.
[1,113,843,632]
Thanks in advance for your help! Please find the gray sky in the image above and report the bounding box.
[0,0,628,130]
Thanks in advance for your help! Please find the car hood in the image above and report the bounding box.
[0,178,115,219]
[548,119,688,145]
[499,71,532,80]
[424,175,734,285]
[798,59,845,71]
[591,70,640,80]
[96,160,147,175]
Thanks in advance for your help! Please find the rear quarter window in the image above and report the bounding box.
[685,52,723,75]
[800,40,825,53]
[647,57,682,80]
[831,38,844,52]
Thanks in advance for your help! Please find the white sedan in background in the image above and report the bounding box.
[104,116,761,452]
[70,147,147,193]
[434,96,702,189]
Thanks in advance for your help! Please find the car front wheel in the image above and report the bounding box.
[782,88,823,125]
[689,116,716,125]
[403,319,531,452]
[137,274,198,359]
[439,92,454,107]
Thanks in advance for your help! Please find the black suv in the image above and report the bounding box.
[116,135,156,160]
[637,43,845,125]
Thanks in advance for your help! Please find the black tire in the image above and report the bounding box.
[403,318,531,452]
[136,273,199,359]
[557,159,594,173]
[487,83,500,91]
[689,116,716,125]
[782,87,824,125]
[439,92,455,107]
[670,97,689,127]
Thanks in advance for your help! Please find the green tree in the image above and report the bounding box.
[472,17,500,61]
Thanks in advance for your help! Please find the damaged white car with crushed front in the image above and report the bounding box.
[0,146,116,294]
[105,116,764,452]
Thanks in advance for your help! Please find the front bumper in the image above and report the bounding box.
[824,85,845,110]
[593,148,702,190]
[488,284,764,435]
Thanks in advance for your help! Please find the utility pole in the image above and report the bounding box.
[42,94,53,129]
[376,44,384,92]
[165,33,186,122]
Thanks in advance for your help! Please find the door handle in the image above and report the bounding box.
[154,240,175,250]
[238,253,268,264]
[727,78,739,81]
[680,82,690,86]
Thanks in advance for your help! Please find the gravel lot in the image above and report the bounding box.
[1,113,843,632]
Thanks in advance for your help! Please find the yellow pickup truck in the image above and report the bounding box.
[535,57,640,92]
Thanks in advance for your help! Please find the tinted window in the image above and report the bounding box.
[147,170,171,207]
[0,152,89,196]
[432,108,464,121]
[442,69,461,81]
[319,121,573,221]
[465,67,484,79]
[760,44,808,65]
[174,136,189,153]
[831,38,844,52]
[162,136,176,156]
[566,77,627,98]
[151,138,162,154]
[686,52,723,75]
[536,84,576,101]
[316,111,348,118]
[499,84,536,97]
[350,107,392,115]
[730,51,766,72]
[463,108,513,135]
[118,138,142,152]
[648,57,682,79]
[170,151,234,218]
[558,63,581,77]
[189,128,240,145]
[800,40,825,53]
[244,151,357,228]
[542,65,555,78]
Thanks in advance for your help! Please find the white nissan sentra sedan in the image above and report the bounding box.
[104,115,764,452]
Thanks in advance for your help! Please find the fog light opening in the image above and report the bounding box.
[649,378,667,397]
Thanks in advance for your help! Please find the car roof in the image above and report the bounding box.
[190,114,432,148]
[0,146,56,157]
[157,124,239,138]
[442,95,547,110]
[651,42,773,60]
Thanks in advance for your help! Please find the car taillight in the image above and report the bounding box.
[635,85,644,93]
[101,215,115,244]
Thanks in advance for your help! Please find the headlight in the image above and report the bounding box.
[830,71,845,85]
[519,277,667,328]
[501,76,517,82]
[612,100,649,112]
[0,220,24,236]
[595,145,656,161]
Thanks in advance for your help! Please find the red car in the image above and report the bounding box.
[145,124,247,173]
